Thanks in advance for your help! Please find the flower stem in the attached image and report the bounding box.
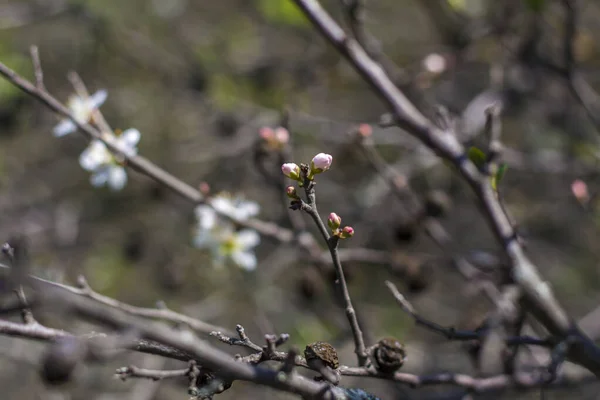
[302,179,368,366]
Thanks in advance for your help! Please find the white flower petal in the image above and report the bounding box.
[53,119,76,137]
[236,230,260,250]
[195,205,217,230]
[90,167,110,187]
[79,141,107,170]
[120,128,141,148]
[211,197,234,215]
[210,194,259,221]
[108,166,127,191]
[237,200,259,219]
[89,90,108,108]
[231,250,257,270]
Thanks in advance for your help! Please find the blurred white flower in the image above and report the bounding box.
[422,53,447,75]
[194,224,260,270]
[210,193,260,221]
[53,90,107,137]
[195,192,259,228]
[194,193,260,270]
[78,128,141,191]
[217,228,260,270]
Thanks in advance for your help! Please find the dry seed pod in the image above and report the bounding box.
[373,337,406,373]
[304,341,339,370]
[304,341,340,384]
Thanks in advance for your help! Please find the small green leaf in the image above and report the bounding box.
[491,163,508,191]
[524,0,545,12]
[257,0,308,27]
[467,146,486,169]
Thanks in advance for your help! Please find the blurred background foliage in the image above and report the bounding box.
[2,0,600,399]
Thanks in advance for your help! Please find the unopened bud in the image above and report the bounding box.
[358,124,372,138]
[310,153,333,174]
[327,212,342,230]
[571,179,589,204]
[340,226,354,239]
[281,163,301,181]
[286,186,299,199]
[259,127,274,141]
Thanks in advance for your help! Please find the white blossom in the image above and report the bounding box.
[78,128,140,191]
[193,193,261,270]
[53,90,107,137]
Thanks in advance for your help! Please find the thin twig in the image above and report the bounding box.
[385,281,552,347]
[300,173,368,366]
[116,365,188,381]
[210,324,263,353]
[29,45,44,90]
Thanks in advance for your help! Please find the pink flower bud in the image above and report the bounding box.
[340,226,354,238]
[571,179,589,204]
[286,185,298,199]
[311,153,333,173]
[260,127,274,141]
[328,212,342,230]
[274,127,290,144]
[358,124,372,138]
[281,163,301,180]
